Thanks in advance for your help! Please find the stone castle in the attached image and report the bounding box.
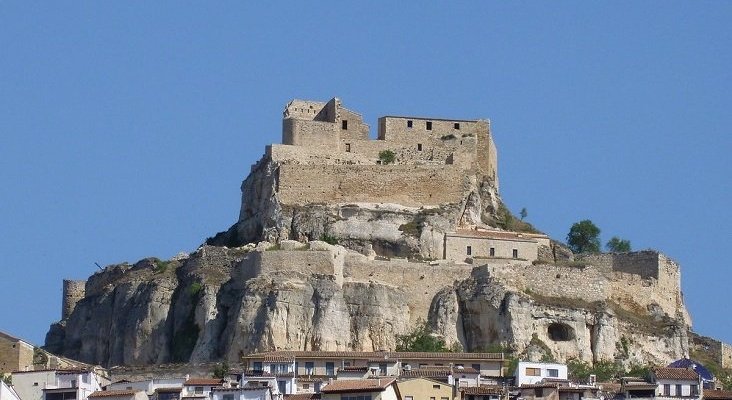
[47,98,702,368]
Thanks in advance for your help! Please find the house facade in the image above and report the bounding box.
[514,362,568,386]
[396,377,453,400]
[12,369,108,400]
[320,379,400,400]
[652,368,701,400]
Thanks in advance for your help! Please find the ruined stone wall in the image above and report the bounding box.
[282,118,338,149]
[238,247,344,284]
[276,164,469,207]
[339,108,370,141]
[444,235,539,262]
[343,255,474,323]
[62,280,86,320]
[487,263,610,303]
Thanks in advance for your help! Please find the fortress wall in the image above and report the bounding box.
[487,264,610,303]
[343,255,474,322]
[282,118,338,148]
[236,249,339,281]
[445,236,538,262]
[277,164,468,207]
[339,108,370,141]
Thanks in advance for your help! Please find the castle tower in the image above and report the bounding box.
[62,279,86,320]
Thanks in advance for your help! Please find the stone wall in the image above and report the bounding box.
[0,332,34,374]
[276,164,469,207]
[343,255,474,324]
[238,246,344,285]
[487,263,610,303]
[62,280,86,320]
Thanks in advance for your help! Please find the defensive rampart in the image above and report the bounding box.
[276,164,469,207]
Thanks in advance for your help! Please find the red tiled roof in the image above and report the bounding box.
[183,378,224,386]
[460,386,504,395]
[704,390,732,399]
[154,388,182,393]
[88,390,140,398]
[449,229,542,243]
[339,367,369,372]
[243,351,502,361]
[321,378,396,393]
[285,394,321,400]
[654,367,699,381]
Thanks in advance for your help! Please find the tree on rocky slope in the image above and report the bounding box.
[396,321,449,352]
[567,220,601,254]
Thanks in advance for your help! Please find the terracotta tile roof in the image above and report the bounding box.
[183,378,224,386]
[285,394,321,400]
[623,383,659,390]
[88,390,140,398]
[321,378,396,393]
[339,366,369,372]
[242,370,276,377]
[704,390,732,399]
[297,376,327,383]
[154,388,182,393]
[460,386,504,395]
[654,367,699,381]
[243,351,502,361]
[400,366,479,379]
[449,229,541,243]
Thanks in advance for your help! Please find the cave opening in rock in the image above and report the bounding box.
[547,322,575,341]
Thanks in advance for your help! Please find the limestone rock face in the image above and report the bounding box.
[47,243,691,368]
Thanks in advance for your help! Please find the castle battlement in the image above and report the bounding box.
[279,97,498,184]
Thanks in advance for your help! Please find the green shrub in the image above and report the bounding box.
[189,282,203,297]
[378,150,396,164]
[319,234,338,245]
[441,134,456,140]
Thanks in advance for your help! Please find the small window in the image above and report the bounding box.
[472,364,481,371]
[33,383,39,386]
[454,123,460,129]
[303,384,310,389]
[345,143,351,152]
[426,121,432,130]
[405,397,414,400]
[433,385,440,389]
[223,395,234,400]
[430,397,436,400]
[407,120,413,128]
[547,368,559,377]
[513,249,518,259]
[526,367,541,376]
[466,246,472,256]
[676,384,682,396]
[417,143,422,151]
[342,120,348,130]
[535,388,543,397]
[691,385,699,396]
[441,398,449,400]
[194,387,203,394]
[262,383,269,387]
[489,247,495,257]
[664,384,670,396]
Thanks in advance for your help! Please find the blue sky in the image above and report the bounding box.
[1,2,730,349]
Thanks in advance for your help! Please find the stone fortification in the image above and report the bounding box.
[277,164,470,207]
[62,280,86,320]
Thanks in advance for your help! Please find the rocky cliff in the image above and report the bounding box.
[45,240,690,368]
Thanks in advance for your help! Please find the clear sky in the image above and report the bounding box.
[1,2,730,349]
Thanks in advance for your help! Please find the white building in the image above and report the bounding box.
[181,378,223,400]
[652,367,701,400]
[12,369,108,400]
[212,387,273,400]
[107,378,186,399]
[1,380,22,400]
[87,390,148,400]
[514,362,568,386]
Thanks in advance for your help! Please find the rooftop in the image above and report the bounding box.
[243,351,503,361]
[88,390,140,398]
[320,378,397,393]
[654,367,699,381]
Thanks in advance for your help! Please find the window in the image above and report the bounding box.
[71,380,77,388]
[194,387,203,394]
[223,395,234,400]
[433,385,441,389]
[277,381,287,395]
[441,397,449,400]
[430,397,436,400]
[534,388,543,397]
[379,363,387,375]
[454,123,460,129]
[547,368,559,377]
[345,143,351,152]
[472,364,481,371]
[33,383,39,387]
[81,374,90,384]
[253,362,263,371]
[426,121,432,130]
[326,362,335,376]
[305,362,314,375]
[489,247,495,257]
[262,383,269,387]
[405,397,414,400]
[663,384,671,396]
[676,384,682,396]
[303,384,310,390]
[466,246,472,256]
[417,143,423,151]
[342,120,348,130]
[525,367,541,376]
[691,385,699,396]
[344,362,351,367]
[512,249,518,259]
